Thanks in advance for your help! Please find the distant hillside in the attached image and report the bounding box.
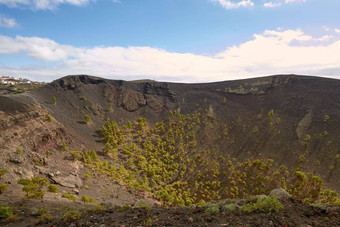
[0,74,339,217]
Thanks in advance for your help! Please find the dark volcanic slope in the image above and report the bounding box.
[26,74,340,191]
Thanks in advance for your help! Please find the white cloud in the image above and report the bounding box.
[334,29,340,34]
[0,0,114,10]
[264,0,308,8]
[0,0,30,8]
[0,16,17,27]
[0,35,80,60]
[1,28,340,82]
[210,0,254,9]
[285,0,307,3]
[317,35,333,42]
[264,2,282,8]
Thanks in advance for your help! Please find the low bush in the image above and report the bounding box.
[63,210,81,222]
[81,195,96,203]
[70,150,83,161]
[119,205,131,212]
[0,206,13,219]
[48,184,59,193]
[62,193,76,201]
[45,114,52,122]
[84,115,91,124]
[205,203,220,215]
[0,169,6,176]
[16,148,23,154]
[0,184,8,193]
[18,177,48,199]
[136,200,151,210]
[225,203,236,213]
[35,213,54,224]
[241,196,283,213]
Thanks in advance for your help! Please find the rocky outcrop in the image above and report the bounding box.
[145,95,164,113]
[118,88,146,111]
[49,173,83,188]
[144,82,176,103]
[222,75,295,95]
[54,75,106,90]
[296,110,313,141]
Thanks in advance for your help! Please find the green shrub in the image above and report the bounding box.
[37,208,48,216]
[45,114,52,122]
[31,177,49,186]
[61,141,67,152]
[18,177,48,199]
[35,213,54,224]
[205,203,220,215]
[70,150,83,161]
[62,193,76,201]
[225,203,236,213]
[26,190,46,199]
[136,200,151,210]
[48,184,59,193]
[63,210,81,222]
[52,96,56,105]
[313,203,326,210]
[119,205,131,212]
[84,115,91,124]
[90,205,105,213]
[46,150,51,158]
[0,206,13,219]
[0,184,8,193]
[5,214,20,222]
[34,158,44,166]
[81,195,96,203]
[241,196,283,213]
[0,169,6,176]
[16,148,23,154]
[18,178,31,185]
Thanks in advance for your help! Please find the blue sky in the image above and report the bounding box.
[0,0,340,82]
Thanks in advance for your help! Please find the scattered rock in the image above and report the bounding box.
[10,154,25,164]
[188,217,193,223]
[326,206,339,214]
[256,194,267,200]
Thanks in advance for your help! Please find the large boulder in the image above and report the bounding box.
[49,173,83,188]
[269,188,291,200]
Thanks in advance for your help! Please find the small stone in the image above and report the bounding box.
[55,171,60,175]
[30,208,39,217]
[73,189,80,194]
[188,217,193,223]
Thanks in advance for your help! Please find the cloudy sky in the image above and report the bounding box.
[0,0,340,82]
